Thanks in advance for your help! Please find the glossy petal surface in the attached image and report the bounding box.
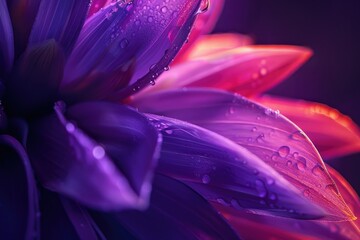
[28,101,160,211]
[146,114,325,219]
[0,0,14,73]
[92,175,240,240]
[28,0,90,55]
[63,0,202,101]
[140,46,311,96]
[256,95,360,159]
[133,88,354,221]
[0,135,39,240]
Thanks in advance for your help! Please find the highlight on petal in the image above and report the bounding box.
[63,0,203,101]
[132,88,355,221]
[185,33,253,60]
[145,114,325,219]
[28,101,160,211]
[28,0,90,55]
[5,40,64,116]
[0,0,14,73]
[256,95,360,159]
[0,135,39,239]
[91,175,240,240]
[173,0,225,64]
[138,45,311,96]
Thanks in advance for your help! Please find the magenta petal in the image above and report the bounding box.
[28,0,90,55]
[146,114,324,219]
[28,101,160,211]
[0,0,14,73]
[0,135,39,239]
[91,175,240,240]
[132,88,355,221]
[63,0,202,101]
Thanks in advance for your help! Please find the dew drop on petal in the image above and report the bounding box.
[66,123,75,132]
[92,146,105,159]
[202,174,211,184]
[278,146,290,157]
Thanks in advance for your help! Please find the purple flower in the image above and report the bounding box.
[0,0,359,239]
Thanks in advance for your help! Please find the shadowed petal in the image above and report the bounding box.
[139,45,311,96]
[0,0,14,74]
[5,40,64,116]
[146,114,325,219]
[63,0,202,101]
[173,0,225,64]
[28,0,90,55]
[91,175,241,240]
[28,101,160,211]
[132,88,354,221]
[7,0,41,55]
[256,95,360,159]
[0,135,39,240]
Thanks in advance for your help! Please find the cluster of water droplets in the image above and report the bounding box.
[250,59,269,88]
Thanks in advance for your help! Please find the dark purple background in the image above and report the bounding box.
[214,0,360,192]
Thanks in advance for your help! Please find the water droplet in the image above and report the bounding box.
[135,20,141,26]
[255,179,267,198]
[278,146,290,157]
[164,129,173,135]
[147,16,154,22]
[251,127,257,132]
[160,6,168,13]
[163,66,170,71]
[312,164,325,176]
[329,224,339,233]
[256,133,265,143]
[271,152,280,161]
[149,80,155,86]
[66,123,75,132]
[202,175,211,184]
[120,38,129,48]
[260,67,268,76]
[295,156,307,171]
[289,130,306,141]
[92,146,105,159]
[303,189,310,197]
[286,160,292,166]
[269,193,277,201]
[325,184,340,196]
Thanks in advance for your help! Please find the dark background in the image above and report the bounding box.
[214,0,360,193]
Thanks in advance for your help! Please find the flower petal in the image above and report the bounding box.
[62,0,202,101]
[39,189,89,240]
[5,40,64,116]
[0,135,39,239]
[7,0,41,55]
[256,95,360,159]
[146,114,325,219]
[132,88,354,221]
[87,0,112,18]
[215,166,360,240]
[173,0,225,64]
[186,33,253,60]
[91,175,240,240]
[0,0,14,73]
[139,45,311,96]
[28,101,160,211]
[28,0,90,55]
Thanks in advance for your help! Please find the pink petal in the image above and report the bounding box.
[173,0,225,64]
[87,0,112,18]
[256,95,360,159]
[140,45,312,96]
[183,33,253,61]
[132,88,355,221]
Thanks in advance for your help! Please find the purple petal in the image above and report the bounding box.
[28,101,160,211]
[146,114,324,219]
[62,0,202,101]
[132,88,355,221]
[28,0,90,55]
[61,198,100,240]
[0,0,14,73]
[91,175,240,240]
[6,0,41,55]
[39,189,87,240]
[0,135,39,240]
[5,40,64,116]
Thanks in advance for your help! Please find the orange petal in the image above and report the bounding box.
[173,0,224,64]
[256,95,360,159]
[186,33,253,60]
[142,45,311,96]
